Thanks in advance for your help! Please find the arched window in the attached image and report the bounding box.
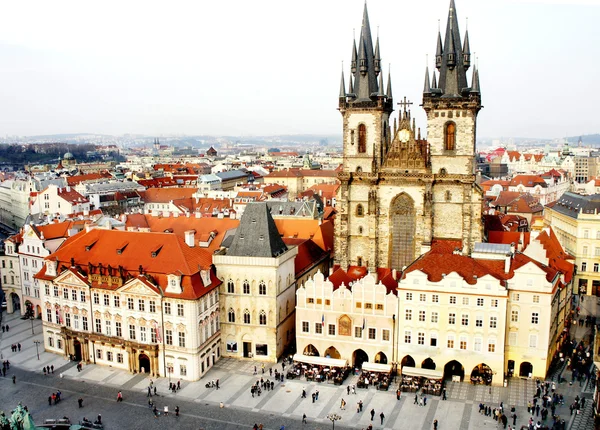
[259,281,266,296]
[227,280,234,294]
[358,226,363,234]
[259,310,267,325]
[445,122,456,151]
[243,280,250,294]
[228,308,235,323]
[445,190,452,201]
[356,204,364,217]
[358,124,367,153]
[243,309,250,324]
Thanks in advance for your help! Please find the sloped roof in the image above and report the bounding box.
[510,175,547,188]
[66,172,112,186]
[273,219,334,252]
[227,202,287,258]
[328,265,398,295]
[282,238,329,277]
[488,231,531,249]
[142,188,196,203]
[493,191,544,214]
[552,192,600,219]
[56,187,89,204]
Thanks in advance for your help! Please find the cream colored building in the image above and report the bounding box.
[0,234,23,314]
[545,191,600,296]
[296,271,397,368]
[214,203,298,362]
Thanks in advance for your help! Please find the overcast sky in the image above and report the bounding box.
[0,0,597,139]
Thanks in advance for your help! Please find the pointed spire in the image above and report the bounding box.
[349,74,354,94]
[358,37,368,75]
[424,65,431,94]
[374,36,381,75]
[339,69,346,99]
[436,0,469,96]
[471,65,480,93]
[386,67,393,99]
[377,72,385,97]
[351,39,358,74]
[463,29,471,70]
[432,70,438,89]
[435,25,443,69]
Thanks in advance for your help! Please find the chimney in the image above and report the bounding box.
[195,211,201,218]
[173,211,179,218]
[504,254,511,274]
[184,230,196,247]
[392,269,397,280]
[66,186,71,192]
[510,242,516,255]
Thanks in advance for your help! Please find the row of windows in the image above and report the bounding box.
[46,287,186,316]
[226,280,267,295]
[228,308,267,325]
[95,349,124,363]
[581,230,600,240]
[404,293,501,307]
[403,331,497,352]
[510,310,540,324]
[404,310,500,328]
[1,260,14,269]
[300,321,390,341]
[2,275,17,285]
[306,298,331,305]
[580,262,600,273]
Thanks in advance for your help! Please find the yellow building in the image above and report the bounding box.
[545,191,600,296]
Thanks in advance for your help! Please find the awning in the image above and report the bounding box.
[292,354,348,368]
[361,362,392,373]
[401,366,443,379]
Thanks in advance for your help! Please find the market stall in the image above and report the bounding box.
[289,354,350,384]
[400,366,444,395]
[357,362,393,390]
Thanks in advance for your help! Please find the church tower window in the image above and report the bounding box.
[389,194,416,269]
[444,122,456,151]
[228,308,235,323]
[358,124,367,153]
[356,204,364,217]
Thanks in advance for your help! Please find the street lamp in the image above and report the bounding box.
[33,340,41,360]
[326,413,341,430]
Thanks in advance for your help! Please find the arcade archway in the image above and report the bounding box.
[324,346,341,359]
[303,344,320,357]
[444,360,464,381]
[470,363,493,385]
[353,349,368,368]
[400,355,415,368]
[422,358,436,370]
[374,351,388,364]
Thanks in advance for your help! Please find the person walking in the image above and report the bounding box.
[396,389,401,400]
[153,405,158,418]
[96,414,102,425]
[117,391,123,402]
[12,375,15,384]
[370,409,375,421]
[424,396,427,406]
[175,406,180,417]
[78,398,83,408]
[302,414,307,424]
[442,388,447,400]
[414,394,418,405]
[17,344,21,352]
[311,393,315,403]
[43,367,47,376]
[380,412,385,425]
[51,365,54,374]
[48,396,52,406]
[433,419,438,430]
[163,406,169,416]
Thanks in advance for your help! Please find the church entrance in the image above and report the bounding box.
[389,194,416,269]
[139,354,150,374]
[73,340,82,362]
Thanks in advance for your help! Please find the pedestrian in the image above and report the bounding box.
[117,391,123,402]
[396,389,401,400]
[17,344,21,352]
[164,406,169,416]
[270,368,273,377]
[44,367,47,376]
[370,409,375,421]
[424,396,427,406]
[215,379,219,390]
[262,363,265,374]
[175,406,180,417]
[302,413,307,424]
[442,388,447,400]
[154,386,157,396]
[380,412,385,425]
[315,390,319,400]
[48,396,52,406]
[359,400,363,412]
[414,394,418,404]
[153,406,158,418]
[357,402,360,413]
[12,375,15,384]
[5,324,8,332]
[147,386,152,397]
[311,393,315,403]
[347,386,350,395]
[97,414,102,424]
[512,413,517,426]
[254,366,257,375]
[340,398,345,410]
[51,365,54,374]
[78,398,83,408]
[433,419,438,429]
[301,389,306,398]
[148,398,154,409]
[1,325,4,333]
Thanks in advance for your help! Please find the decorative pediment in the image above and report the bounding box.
[114,314,122,322]
[103,311,111,319]
[177,323,186,332]
[128,316,136,324]
[72,307,79,315]
[55,269,89,287]
[93,311,101,319]
[63,306,70,313]
[139,318,147,326]
[81,309,88,316]
[45,302,52,309]
[164,321,173,330]
[119,278,160,297]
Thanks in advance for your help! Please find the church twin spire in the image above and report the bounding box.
[339,3,392,104]
[425,0,480,98]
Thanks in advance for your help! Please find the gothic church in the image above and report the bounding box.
[334,0,483,272]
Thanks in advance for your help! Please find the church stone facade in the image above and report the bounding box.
[335,1,483,272]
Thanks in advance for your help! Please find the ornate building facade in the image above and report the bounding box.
[334,1,483,272]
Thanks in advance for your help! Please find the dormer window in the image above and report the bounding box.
[166,274,182,294]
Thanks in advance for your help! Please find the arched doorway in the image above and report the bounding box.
[444,360,464,381]
[35,305,42,319]
[353,349,369,368]
[507,360,515,378]
[24,301,33,318]
[422,358,436,370]
[519,362,533,378]
[303,344,320,357]
[400,355,415,368]
[389,194,416,268]
[73,340,82,362]
[470,363,493,385]
[9,292,20,313]
[374,351,387,364]
[139,354,150,374]
[324,346,341,359]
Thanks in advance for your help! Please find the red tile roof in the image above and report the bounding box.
[509,175,547,188]
[57,187,89,204]
[328,265,398,295]
[66,172,112,186]
[142,188,196,203]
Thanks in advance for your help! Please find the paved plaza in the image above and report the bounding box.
[0,299,596,430]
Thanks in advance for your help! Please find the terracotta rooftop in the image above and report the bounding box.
[142,188,196,203]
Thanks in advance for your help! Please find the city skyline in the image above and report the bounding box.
[0,0,598,139]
